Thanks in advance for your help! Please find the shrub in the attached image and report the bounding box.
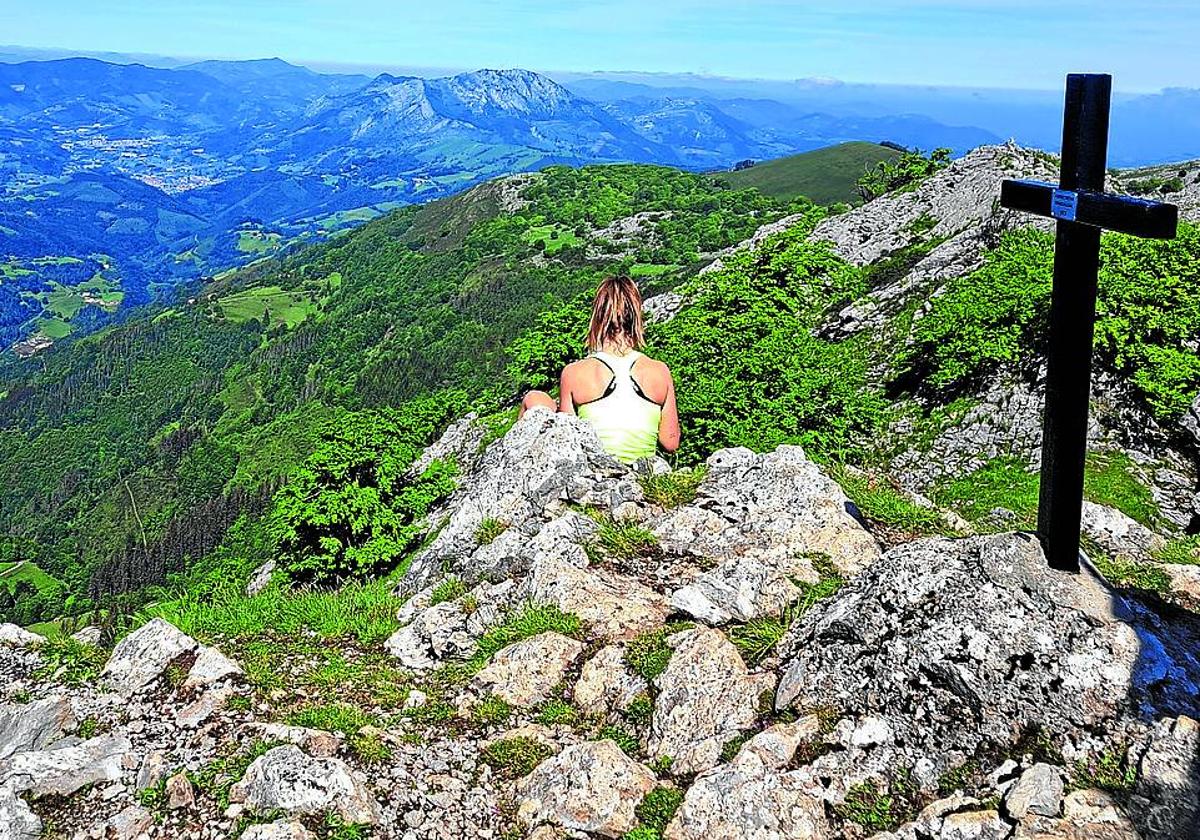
[856,148,951,201]
[33,638,106,686]
[624,693,654,727]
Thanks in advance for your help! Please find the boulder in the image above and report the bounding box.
[0,733,132,797]
[87,805,154,840]
[1162,563,1200,608]
[0,786,41,840]
[664,719,828,840]
[649,627,775,774]
[0,696,75,759]
[775,533,1200,785]
[385,579,516,671]
[573,645,648,717]
[182,645,243,689]
[522,549,670,642]
[1013,789,1140,840]
[166,771,195,810]
[401,409,641,593]
[1080,501,1165,561]
[101,617,198,696]
[516,740,657,838]
[240,821,317,840]
[228,745,380,825]
[1129,715,1200,839]
[656,446,879,622]
[0,625,44,649]
[1004,763,1065,820]
[245,559,277,596]
[70,625,103,646]
[239,722,342,758]
[472,631,584,707]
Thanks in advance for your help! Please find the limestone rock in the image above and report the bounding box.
[1005,763,1064,820]
[473,631,584,707]
[1130,715,1200,839]
[0,695,75,759]
[643,291,685,323]
[0,733,132,797]
[385,578,516,671]
[573,645,647,717]
[182,645,243,689]
[101,617,199,696]
[246,559,277,596]
[70,625,103,646]
[239,722,342,757]
[522,549,669,641]
[411,412,488,476]
[240,821,318,840]
[229,745,380,825]
[1163,563,1200,608]
[0,786,40,840]
[136,750,169,791]
[166,771,195,809]
[516,740,657,838]
[656,446,880,623]
[664,720,828,840]
[775,533,1200,784]
[0,625,44,649]
[89,805,154,840]
[1014,788,1140,839]
[1080,501,1165,561]
[402,409,641,593]
[649,627,774,774]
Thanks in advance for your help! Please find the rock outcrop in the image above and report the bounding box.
[649,627,775,774]
[776,532,1200,790]
[228,745,381,826]
[517,740,658,837]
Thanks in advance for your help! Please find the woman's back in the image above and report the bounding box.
[573,350,662,464]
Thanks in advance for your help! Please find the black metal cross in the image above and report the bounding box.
[1000,73,1179,572]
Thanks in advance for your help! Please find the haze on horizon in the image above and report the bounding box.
[3,0,1198,93]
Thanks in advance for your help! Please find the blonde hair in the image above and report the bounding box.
[586,275,645,353]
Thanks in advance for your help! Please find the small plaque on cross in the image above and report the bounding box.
[999,73,1179,573]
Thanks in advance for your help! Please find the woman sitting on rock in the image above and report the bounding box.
[520,275,681,463]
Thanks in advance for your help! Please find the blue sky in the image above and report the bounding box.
[4,0,1198,91]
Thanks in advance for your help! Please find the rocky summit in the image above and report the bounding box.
[1,401,1198,840]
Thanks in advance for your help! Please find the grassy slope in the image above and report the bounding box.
[717,142,901,205]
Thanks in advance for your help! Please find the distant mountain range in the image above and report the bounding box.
[1,53,1197,352]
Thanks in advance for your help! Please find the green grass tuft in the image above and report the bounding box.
[34,638,106,686]
[639,468,707,509]
[467,602,584,672]
[474,517,509,547]
[481,736,554,778]
[625,630,674,683]
[635,786,684,832]
[1153,535,1200,566]
[591,516,661,560]
[834,466,954,539]
[600,724,640,756]
[1084,451,1160,529]
[472,694,513,726]
[429,576,467,606]
[535,698,580,726]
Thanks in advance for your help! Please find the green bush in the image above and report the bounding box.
[272,394,467,583]
[599,724,640,756]
[635,786,684,832]
[856,148,951,201]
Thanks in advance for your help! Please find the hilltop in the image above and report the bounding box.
[714,141,902,204]
[1,141,1200,837]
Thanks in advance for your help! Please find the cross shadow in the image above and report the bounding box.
[1082,551,1200,840]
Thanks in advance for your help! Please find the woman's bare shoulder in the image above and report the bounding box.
[635,354,673,379]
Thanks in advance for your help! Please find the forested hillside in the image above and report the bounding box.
[0,165,792,626]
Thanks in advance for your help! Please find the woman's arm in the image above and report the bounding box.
[557,365,577,415]
[658,368,680,452]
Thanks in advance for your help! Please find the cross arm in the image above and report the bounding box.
[1000,179,1179,240]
